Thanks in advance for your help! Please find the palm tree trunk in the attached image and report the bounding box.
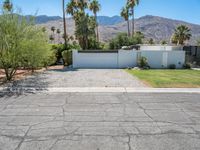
[131,7,134,36]
[58,34,60,43]
[95,13,99,42]
[62,0,67,48]
[127,20,130,37]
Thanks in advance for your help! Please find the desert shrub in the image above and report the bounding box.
[21,28,55,71]
[169,64,176,69]
[138,57,149,69]
[183,63,192,69]
[148,38,155,45]
[51,44,65,63]
[51,43,80,63]
[42,50,57,68]
[161,40,167,45]
[0,10,54,80]
[88,38,104,50]
[109,32,145,50]
[62,50,72,66]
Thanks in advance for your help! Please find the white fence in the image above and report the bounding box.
[73,50,137,68]
[73,49,185,69]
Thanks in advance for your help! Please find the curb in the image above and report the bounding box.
[0,87,200,93]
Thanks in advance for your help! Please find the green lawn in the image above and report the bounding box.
[126,69,200,88]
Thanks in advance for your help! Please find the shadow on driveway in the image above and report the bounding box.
[47,67,78,72]
[0,72,50,98]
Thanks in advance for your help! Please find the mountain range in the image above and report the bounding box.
[35,15,124,25]
[36,15,200,44]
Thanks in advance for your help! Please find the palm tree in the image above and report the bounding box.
[57,29,61,43]
[49,35,55,44]
[89,0,101,42]
[121,6,130,37]
[172,25,192,45]
[127,0,139,36]
[66,0,76,16]
[51,26,56,34]
[67,0,91,50]
[50,27,56,43]
[62,0,67,48]
[75,0,88,11]
[3,0,13,12]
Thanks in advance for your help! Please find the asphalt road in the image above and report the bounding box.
[0,92,200,150]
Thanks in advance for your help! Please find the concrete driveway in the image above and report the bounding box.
[5,68,147,88]
[0,92,200,150]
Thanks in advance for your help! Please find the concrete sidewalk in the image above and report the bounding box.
[1,87,200,93]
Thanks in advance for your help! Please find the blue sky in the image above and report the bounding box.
[2,0,200,25]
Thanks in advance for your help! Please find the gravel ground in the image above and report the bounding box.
[4,68,147,88]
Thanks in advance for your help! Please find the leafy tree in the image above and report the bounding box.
[127,0,139,35]
[171,25,192,45]
[109,32,144,50]
[121,6,130,37]
[21,28,54,72]
[89,0,101,42]
[52,43,80,64]
[88,37,104,50]
[134,31,145,44]
[0,10,53,80]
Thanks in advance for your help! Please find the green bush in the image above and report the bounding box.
[42,50,57,68]
[148,38,155,45]
[0,10,54,80]
[161,40,167,45]
[138,57,149,69]
[62,50,72,66]
[51,43,80,63]
[183,63,192,69]
[88,38,104,50]
[169,64,176,69]
[109,32,145,50]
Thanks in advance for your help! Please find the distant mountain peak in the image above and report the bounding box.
[38,15,200,45]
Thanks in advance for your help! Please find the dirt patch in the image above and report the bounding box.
[0,68,46,85]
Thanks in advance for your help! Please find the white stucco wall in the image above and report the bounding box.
[73,50,137,69]
[118,50,137,68]
[73,50,118,68]
[167,51,185,68]
[73,49,185,69]
[140,45,183,51]
[140,50,185,69]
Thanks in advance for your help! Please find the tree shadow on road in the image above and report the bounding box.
[0,72,49,98]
